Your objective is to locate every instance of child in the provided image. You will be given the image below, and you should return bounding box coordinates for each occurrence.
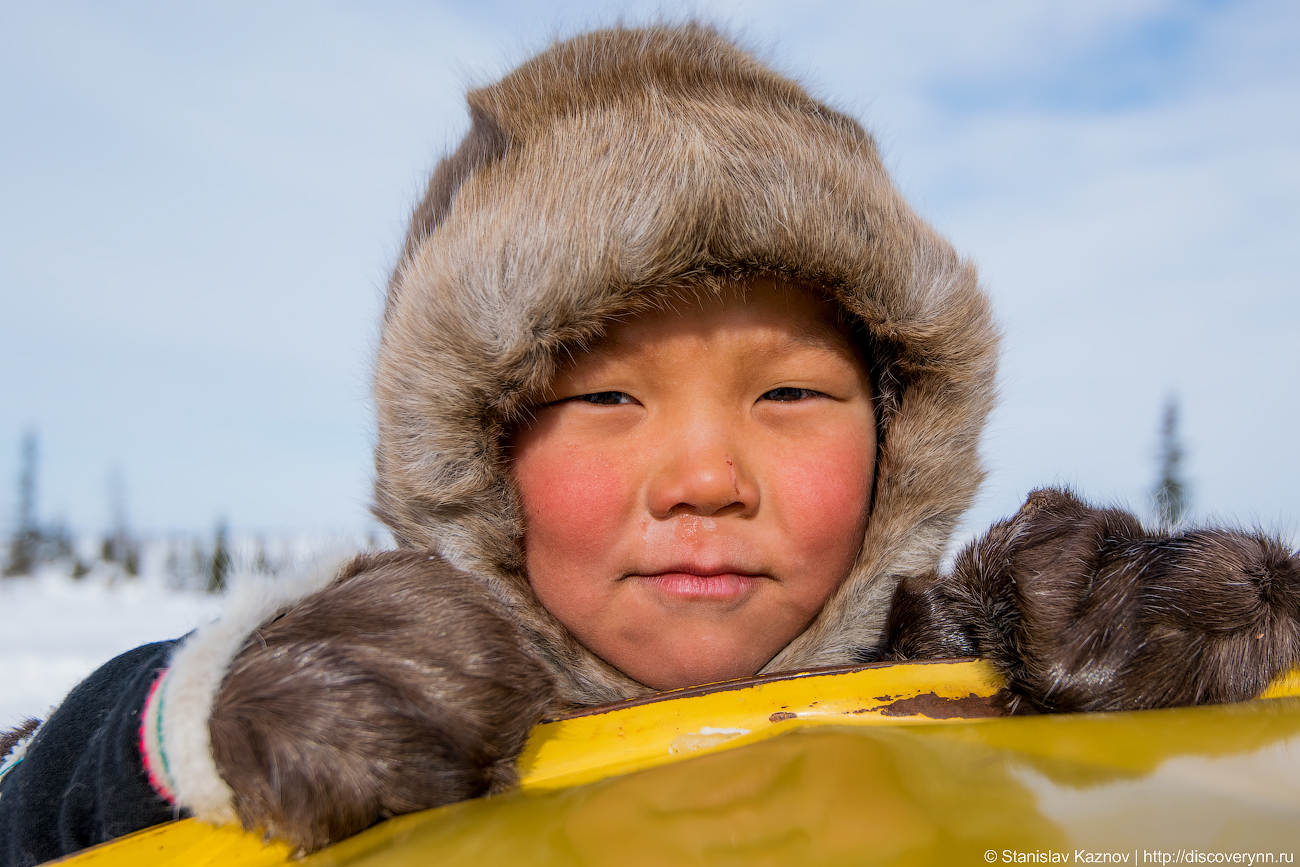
[3,23,1297,862]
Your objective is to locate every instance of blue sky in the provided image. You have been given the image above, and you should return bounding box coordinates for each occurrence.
[2,0,1298,542]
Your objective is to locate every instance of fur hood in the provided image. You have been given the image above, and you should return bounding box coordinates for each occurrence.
[372,24,999,706]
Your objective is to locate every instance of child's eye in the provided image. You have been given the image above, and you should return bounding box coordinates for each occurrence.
[573,391,634,405]
[761,387,821,402]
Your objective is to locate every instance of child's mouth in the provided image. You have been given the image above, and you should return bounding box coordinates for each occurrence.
[639,572,762,601]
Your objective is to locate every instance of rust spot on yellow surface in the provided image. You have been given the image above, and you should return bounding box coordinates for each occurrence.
[877,692,1006,719]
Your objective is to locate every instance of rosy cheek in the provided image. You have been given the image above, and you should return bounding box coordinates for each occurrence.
[770,431,873,582]
[515,439,637,606]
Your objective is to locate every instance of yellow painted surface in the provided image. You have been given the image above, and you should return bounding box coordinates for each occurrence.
[305,699,1300,866]
[52,661,1300,867]
[46,820,293,867]
[1261,666,1300,699]
[516,658,1005,790]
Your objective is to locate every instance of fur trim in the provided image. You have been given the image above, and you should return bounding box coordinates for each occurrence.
[207,551,556,852]
[373,24,999,704]
[885,488,1300,712]
[155,554,350,824]
[0,718,44,791]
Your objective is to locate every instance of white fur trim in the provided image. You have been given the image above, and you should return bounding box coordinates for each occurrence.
[160,553,352,825]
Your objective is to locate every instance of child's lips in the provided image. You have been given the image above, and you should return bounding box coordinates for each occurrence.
[638,572,762,601]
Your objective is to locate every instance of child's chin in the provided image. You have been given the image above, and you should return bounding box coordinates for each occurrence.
[637,657,765,691]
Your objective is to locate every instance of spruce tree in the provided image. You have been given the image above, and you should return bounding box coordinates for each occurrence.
[1153,398,1190,531]
[5,431,40,577]
[103,468,140,577]
[207,520,230,594]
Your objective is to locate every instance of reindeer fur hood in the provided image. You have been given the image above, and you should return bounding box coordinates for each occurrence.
[372,24,999,707]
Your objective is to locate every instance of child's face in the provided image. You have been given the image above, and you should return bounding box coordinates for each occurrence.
[512,279,876,690]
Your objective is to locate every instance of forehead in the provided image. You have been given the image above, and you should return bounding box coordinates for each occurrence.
[579,278,862,365]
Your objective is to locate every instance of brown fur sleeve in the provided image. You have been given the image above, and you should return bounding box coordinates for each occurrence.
[884,488,1300,713]
[0,719,41,761]
[208,550,555,852]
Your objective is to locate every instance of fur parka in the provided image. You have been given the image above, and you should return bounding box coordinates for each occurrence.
[372,22,999,708]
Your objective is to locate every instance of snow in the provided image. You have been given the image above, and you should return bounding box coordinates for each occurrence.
[0,534,369,729]
[0,570,222,727]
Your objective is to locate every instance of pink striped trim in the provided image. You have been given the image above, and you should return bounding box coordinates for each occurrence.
[139,667,177,804]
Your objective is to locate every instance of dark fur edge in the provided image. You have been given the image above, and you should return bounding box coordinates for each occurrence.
[0,718,42,763]
[208,550,557,852]
[883,488,1300,714]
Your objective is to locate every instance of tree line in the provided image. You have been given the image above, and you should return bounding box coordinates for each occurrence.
[4,430,237,592]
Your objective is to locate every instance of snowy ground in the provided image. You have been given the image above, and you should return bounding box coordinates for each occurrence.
[0,535,369,728]
[0,571,222,726]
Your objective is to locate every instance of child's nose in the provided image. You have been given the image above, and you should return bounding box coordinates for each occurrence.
[646,437,758,519]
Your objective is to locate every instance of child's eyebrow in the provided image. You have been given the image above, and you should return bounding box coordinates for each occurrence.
[787,322,857,353]
[780,315,866,363]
